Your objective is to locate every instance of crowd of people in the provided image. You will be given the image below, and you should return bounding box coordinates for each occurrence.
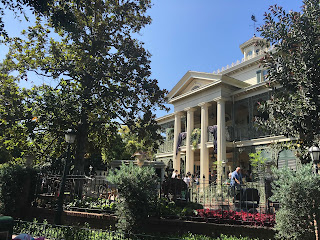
[169,166,251,188]
[171,169,200,187]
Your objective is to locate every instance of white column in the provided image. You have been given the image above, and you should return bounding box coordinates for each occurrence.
[199,102,210,185]
[185,107,196,174]
[217,98,226,183]
[173,112,182,174]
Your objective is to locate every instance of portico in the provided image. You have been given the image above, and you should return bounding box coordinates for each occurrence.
[167,71,249,184]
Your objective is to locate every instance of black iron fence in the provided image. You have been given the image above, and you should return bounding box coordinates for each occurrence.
[160,178,277,214]
[33,172,278,217]
[34,172,118,213]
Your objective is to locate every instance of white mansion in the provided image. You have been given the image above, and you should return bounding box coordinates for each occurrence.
[155,36,298,183]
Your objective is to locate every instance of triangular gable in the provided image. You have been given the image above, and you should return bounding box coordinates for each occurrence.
[166,71,221,100]
[166,71,250,102]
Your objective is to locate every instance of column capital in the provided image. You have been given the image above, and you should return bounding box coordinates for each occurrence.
[184,107,197,112]
[174,111,184,117]
[198,102,211,108]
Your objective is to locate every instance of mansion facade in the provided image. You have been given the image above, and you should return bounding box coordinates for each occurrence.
[155,36,299,183]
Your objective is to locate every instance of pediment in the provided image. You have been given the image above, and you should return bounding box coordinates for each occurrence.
[166,71,221,100]
[166,71,251,102]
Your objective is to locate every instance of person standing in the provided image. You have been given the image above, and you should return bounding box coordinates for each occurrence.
[230,167,242,199]
[230,167,242,187]
[172,169,178,178]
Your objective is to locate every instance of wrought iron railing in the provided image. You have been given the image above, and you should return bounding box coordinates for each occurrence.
[189,180,267,214]
[234,125,272,141]
[207,127,233,142]
[157,140,174,153]
[34,173,118,213]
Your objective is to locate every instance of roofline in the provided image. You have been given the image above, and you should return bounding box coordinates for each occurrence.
[166,71,223,100]
[156,112,175,124]
[168,75,250,104]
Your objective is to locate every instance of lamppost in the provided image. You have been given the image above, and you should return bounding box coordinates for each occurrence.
[54,129,76,225]
[89,165,93,176]
[309,146,320,174]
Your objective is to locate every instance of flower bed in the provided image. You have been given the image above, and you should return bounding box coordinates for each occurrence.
[196,209,275,227]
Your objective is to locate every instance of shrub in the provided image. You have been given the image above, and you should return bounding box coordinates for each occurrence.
[107,162,158,233]
[182,233,257,240]
[270,163,320,239]
[0,164,38,216]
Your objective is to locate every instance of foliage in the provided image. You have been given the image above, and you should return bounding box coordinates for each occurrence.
[270,163,320,239]
[0,164,38,215]
[258,0,320,162]
[107,162,158,233]
[191,128,201,149]
[157,198,203,218]
[14,219,123,240]
[2,0,168,169]
[196,209,275,228]
[118,125,159,161]
[65,197,116,213]
[14,219,258,240]
[248,151,266,181]
[166,128,174,140]
[0,74,35,164]
[182,233,257,240]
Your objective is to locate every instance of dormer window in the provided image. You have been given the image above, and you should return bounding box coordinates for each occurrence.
[247,51,253,57]
[257,70,268,83]
[256,49,260,54]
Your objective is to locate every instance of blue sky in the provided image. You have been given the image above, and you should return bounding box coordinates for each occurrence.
[1,0,303,118]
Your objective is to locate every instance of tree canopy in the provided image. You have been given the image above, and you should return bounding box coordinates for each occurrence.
[258,0,320,162]
[1,0,168,170]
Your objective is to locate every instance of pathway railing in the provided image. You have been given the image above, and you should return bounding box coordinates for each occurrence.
[189,180,267,214]
[34,173,118,213]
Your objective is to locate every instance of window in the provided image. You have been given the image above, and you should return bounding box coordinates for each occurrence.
[191,85,200,91]
[256,70,261,83]
[256,70,268,83]
[256,49,260,54]
[247,51,253,58]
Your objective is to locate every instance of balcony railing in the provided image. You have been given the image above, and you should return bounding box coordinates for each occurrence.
[157,125,271,153]
[208,126,233,142]
[234,125,272,141]
[157,140,174,153]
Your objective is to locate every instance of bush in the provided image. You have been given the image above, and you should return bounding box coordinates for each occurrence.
[0,164,38,216]
[182,233,257,240]
[271,163,320,239]
[107,162,158,233]
[157,198,203,218]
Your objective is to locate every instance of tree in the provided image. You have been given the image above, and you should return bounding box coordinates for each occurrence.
[0,70,34,163]
[249,151,266,181]
[107,162,158,233]
[0,0,84,38]
[271,164,320,240]
[3,0,168,170]
[257,0,320,162]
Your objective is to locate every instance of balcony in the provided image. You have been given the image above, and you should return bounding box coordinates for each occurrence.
[208,126,233,142]
[234,125,272,141]
[157,140,174,154]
